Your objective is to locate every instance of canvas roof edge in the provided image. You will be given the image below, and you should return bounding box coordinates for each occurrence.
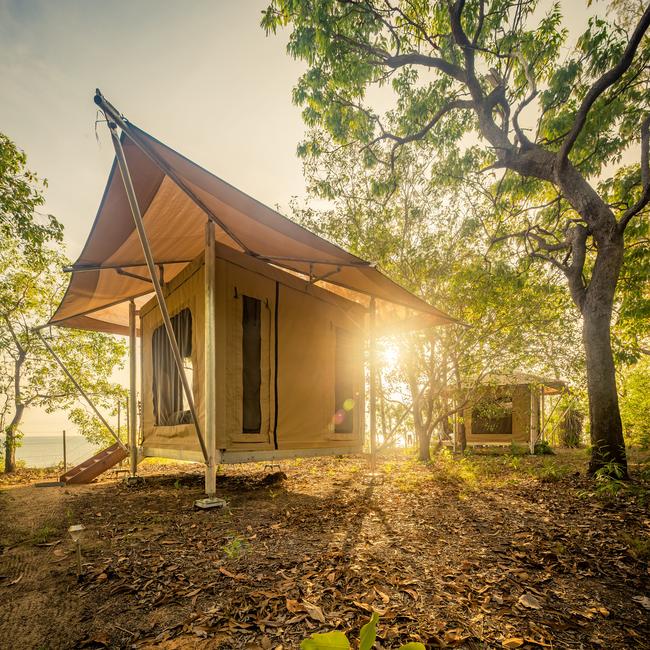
[46,90,458,334]
[94,90,455,321]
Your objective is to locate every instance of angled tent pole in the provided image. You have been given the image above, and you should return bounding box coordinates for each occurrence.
[36,329,126,451]
[104,117,209,463]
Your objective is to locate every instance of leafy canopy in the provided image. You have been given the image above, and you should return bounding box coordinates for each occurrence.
[0,133,62,255]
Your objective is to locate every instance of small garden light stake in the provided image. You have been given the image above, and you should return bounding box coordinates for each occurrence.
[68,524,85,576]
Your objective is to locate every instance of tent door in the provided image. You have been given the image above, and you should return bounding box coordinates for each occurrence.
[225,268,275,446]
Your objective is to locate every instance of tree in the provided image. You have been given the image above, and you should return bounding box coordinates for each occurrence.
[0,133,62,255]
[291,145,581,460]
[0,134,126,472]
[263,0,650,475]
[0,237,127,472]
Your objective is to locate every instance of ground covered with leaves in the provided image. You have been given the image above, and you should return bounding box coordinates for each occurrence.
[1,449,649,649]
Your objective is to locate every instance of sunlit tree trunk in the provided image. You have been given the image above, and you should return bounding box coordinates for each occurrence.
[580,239,628,476]
[4,354,26,473]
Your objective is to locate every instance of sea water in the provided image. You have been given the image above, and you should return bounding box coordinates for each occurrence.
[15,435,102,468]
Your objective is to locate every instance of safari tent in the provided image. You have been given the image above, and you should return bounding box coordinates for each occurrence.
[43,91,455,495]
[455,374,565,452]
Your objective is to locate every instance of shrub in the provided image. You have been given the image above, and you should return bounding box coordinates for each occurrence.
[534,440,554,455]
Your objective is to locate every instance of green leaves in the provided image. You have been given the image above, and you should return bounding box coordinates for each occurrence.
[300,630,350,650]
[299,612,424,650]
[359,611,379,650]
[0,133,63,257]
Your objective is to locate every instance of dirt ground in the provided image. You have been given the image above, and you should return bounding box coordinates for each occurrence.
[1,449,649,650]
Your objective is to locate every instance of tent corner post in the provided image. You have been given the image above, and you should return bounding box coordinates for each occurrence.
[369,297,377,472]
[204,221,218,497]
[128,299,138,477]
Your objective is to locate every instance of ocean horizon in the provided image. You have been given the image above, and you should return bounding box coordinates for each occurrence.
[15,434,103,469]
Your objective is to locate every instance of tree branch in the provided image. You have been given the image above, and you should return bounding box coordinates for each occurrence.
[558,4,650,168]
[619,114,650,230]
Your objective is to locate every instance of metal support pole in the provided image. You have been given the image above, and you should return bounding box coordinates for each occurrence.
[106,121,208,462]
[204,221,218,496]
[529,388,536,455]
[37,330,126,450]
[369,297,377,472]
[129,299,138,476]
[62,429,67,473]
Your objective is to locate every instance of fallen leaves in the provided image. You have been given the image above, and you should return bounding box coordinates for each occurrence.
[2,454,649,649]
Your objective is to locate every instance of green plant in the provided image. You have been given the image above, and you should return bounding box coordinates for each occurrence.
[505,455,523,471]
[534,440,554,455]
[222,533,249,560]
[508,443,528,457]
[592,460,627,497]
[31,523,58,545]
[300,612,424,650]
[535,460,567,483]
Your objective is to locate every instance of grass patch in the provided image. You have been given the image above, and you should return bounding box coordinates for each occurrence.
[622,533,650,561]
[533,459,571,483]
[30,522,60,545]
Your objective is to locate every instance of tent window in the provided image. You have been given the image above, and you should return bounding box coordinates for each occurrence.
[471,397,512,435]
[334,328,355,434]
[152,308,193,426]
[242,295,262,433]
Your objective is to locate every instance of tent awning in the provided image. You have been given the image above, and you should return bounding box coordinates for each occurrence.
[50,109,457,335]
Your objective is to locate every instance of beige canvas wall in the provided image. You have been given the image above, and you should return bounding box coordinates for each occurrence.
[276,284,364,451]
[463,384,531,444]
[140,248,365,460]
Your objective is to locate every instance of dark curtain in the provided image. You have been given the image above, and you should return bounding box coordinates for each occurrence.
[242,296,262,433]
[152,308,192,426]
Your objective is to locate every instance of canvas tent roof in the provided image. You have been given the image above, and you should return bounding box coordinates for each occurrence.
[49,103,456,336]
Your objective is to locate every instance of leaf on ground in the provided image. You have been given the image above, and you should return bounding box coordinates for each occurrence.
[502,638,524,648]
[632,595,650,610]
[286,598,302,613]
[219,567,248,581]
[518,592,542,609]
[300,630,350,650]
[359,612,380,650]
[302,600,326,624]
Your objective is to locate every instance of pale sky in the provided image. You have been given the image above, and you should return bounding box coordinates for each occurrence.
[0,0,608,439]
[1,0,309,437]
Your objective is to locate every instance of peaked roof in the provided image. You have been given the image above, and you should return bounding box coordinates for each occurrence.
[49,95,457,335]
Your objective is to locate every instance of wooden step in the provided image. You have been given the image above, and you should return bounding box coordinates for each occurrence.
[60,442,129,484]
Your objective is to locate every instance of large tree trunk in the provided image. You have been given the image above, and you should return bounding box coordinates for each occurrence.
[583,306,627,477]
[458,420,467,453]
[4,404,24,473]
[580,236,628,477]
[417,425,431,462]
